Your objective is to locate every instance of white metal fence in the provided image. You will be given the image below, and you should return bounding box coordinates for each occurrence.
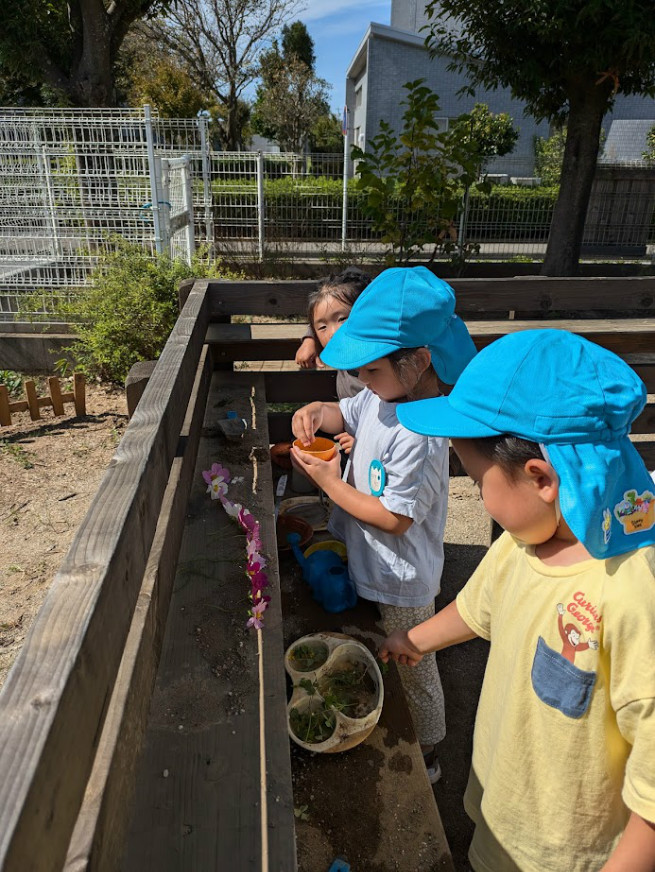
[1,107,655,321]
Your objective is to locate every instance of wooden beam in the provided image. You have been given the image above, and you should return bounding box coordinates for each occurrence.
[469,320,655,355]
[121,373,296,870]
[64,349,212,872]
[202,277,655,318]
[264,370,337,403]
[0,286,210,872]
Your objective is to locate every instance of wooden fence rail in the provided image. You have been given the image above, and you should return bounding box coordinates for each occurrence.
[0,374,85,426]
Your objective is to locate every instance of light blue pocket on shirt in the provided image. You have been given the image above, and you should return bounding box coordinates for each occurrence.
[531,636,596,719]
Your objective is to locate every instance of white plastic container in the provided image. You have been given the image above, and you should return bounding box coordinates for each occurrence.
[285,632,384,753]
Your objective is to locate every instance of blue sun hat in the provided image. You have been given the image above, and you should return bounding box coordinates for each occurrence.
[397,329,655,559]
[319,266,477,385]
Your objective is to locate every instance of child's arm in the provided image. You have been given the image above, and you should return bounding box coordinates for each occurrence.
[295,334,322,369]
[379,601,479,666]
[601,812,655,871]
[292,401,345,445]
[289,448,413,535]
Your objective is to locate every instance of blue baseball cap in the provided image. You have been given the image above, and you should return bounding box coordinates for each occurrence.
[397,329,655,559]
[319,266,477,385]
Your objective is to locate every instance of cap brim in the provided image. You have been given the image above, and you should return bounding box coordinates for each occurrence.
[547,438,655,559]
[397,396,503,438]
[319,326,397,370]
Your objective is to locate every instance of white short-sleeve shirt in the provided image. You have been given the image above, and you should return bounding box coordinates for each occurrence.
[328,388,449,607]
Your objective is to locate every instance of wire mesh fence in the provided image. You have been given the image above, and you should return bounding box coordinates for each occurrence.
[1,106,655,321]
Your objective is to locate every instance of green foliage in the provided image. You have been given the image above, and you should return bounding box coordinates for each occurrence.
[351,79,484,266]
[534,127,567,185]
[26,240,231,385]
[117,30,213,118]
[534,126,605,184]
[310,114,344,154]
[449,103,519,166]
[425,0,655,274]
[280,21,315,70]
[0,371,23,399]
[0,0,172,106]
[643,125,655,162]
[425,0,655,125]
[252,21,334,153]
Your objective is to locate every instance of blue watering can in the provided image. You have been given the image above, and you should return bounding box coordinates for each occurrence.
[287,533,357,613]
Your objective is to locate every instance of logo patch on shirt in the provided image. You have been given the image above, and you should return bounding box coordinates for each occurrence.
[369,459,386,496]
[613,489,654,535]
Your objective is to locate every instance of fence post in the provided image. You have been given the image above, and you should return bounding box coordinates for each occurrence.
[257,150,265,262]
[38,146,62,259]
[341,109,349,253]
[197,114,214,255]
[458,184,471,260]
[158,156,171,256]
[144,104,164,256]
[182,156,195,265]
[31,120,61,259]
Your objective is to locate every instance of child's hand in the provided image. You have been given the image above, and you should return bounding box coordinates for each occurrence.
[292,403,324,446]
[379,630,424,667]
[335,431,355,454]
[290,444,341,489]
[295,336,320,369]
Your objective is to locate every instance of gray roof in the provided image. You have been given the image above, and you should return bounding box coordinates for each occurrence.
[600,119,655,164]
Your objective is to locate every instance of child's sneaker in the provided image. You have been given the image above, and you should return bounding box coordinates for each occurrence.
[422,747,442,784]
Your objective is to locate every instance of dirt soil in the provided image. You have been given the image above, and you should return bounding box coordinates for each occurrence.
[0,384,490,871]
[0,383,129,688]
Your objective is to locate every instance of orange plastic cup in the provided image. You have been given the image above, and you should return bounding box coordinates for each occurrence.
[292,436,337,460]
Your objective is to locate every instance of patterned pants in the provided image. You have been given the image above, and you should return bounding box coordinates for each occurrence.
[378,601,446,746]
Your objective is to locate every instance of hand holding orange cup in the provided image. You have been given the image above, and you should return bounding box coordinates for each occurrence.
[292,436,338,461]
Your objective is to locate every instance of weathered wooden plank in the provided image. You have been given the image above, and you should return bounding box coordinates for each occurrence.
[633,406,655,435]
[264,370,337,403]
[64,348,212,872]
[0,285,210,872]
[452,276,655,314]
[122,372,295,871]
[201,277,655,318]
[469,320,655,354]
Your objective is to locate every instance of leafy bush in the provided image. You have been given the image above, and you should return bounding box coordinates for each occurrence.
[534,127,567,185]
[40,240,232,385]
[0,370,23,398]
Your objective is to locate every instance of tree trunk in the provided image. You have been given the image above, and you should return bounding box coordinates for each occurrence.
[70,1,115,106]
[226,85,240,150]
[541,79,613,276]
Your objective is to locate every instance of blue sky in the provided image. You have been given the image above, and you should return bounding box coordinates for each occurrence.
[296,0,391,113]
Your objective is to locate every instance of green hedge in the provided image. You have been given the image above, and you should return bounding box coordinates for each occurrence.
[208,179,560,243]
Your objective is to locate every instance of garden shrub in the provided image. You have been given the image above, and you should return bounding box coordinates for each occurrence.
[50,239,232,385]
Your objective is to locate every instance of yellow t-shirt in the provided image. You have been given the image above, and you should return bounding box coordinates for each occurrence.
[457,532,655,872]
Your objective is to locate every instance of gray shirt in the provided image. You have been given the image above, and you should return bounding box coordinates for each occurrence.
[328,388,449,607]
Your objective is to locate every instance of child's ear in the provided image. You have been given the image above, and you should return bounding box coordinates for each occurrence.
[415,347,432,375]
[523,459,559,504]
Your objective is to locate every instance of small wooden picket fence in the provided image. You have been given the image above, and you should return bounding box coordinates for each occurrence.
[0,373,86,426]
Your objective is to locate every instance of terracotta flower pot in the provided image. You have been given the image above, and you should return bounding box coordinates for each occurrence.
[276,513,313,551]
[270,441,293,470]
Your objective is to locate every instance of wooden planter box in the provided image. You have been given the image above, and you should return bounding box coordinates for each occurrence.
[0,275,653,871]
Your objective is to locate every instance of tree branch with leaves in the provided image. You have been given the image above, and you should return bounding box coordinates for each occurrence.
[424,0,655,275]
